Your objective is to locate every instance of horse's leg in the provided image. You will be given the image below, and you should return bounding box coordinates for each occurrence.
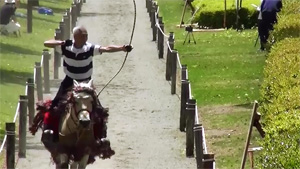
[55,153,69,169]
[77,155,89,169]
[70,161,78,169]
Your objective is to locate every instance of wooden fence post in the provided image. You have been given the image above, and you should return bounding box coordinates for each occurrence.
[157,17,162,50]
[203,154,215,169]
[27,0,33,33]
[6,122,15,169]
[165,32,174,80]
[71,4,77,29]
[186,99,196,157]
[151,2,157,41]
[63,11,70,39]
[54,28,62,79]
[148,0,153,18]
[59,21,66,40]
[171,50,178,94]
[27,78,35,126]
[76,1,81,17]
[181,65,188,81]
[180,79,189,131]
[240,101,259,169]
[35,62,43,101]
[146,0,150,13]
[158,17,164,59]
[19,95,28,158]
[43,49,50,93]
[180,65,189,130]
[194,124,204,169]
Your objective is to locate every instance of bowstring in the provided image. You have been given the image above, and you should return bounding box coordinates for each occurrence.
[97,0,137,97]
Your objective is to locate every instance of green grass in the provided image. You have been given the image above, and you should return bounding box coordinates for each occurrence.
[157,0,266,168]
[0,0,71,151]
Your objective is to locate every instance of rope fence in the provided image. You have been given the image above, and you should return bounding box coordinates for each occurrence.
[146,0,215,168]
[0,0,84,168]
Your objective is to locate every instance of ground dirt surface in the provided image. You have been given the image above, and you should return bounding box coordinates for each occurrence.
[15,0,197,168]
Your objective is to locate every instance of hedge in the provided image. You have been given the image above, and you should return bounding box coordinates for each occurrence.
[270,0,300,43]
[257,37,300,168]
[192,0,260,28]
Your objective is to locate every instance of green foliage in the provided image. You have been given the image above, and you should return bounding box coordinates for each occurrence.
[272,13,300,42]
[280,0,300,15]
[0,0,71,141]
[270,0,300,42]
[192,0,260,28]
[258,38,300,168]
[158,0,265,168]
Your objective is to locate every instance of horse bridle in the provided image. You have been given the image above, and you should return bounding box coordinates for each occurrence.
[69,92,95,125]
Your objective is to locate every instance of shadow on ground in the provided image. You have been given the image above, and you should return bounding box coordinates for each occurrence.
[0,69,33,85]
[0,43,41,56]
[235,103,253,109]
[18,2,70,15]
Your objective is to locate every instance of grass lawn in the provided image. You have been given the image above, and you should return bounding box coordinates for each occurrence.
[157,0,266,168]
[0,0,71,160]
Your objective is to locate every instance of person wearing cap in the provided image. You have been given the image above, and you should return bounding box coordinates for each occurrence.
[0,0,20,35]
[258,0,282,50]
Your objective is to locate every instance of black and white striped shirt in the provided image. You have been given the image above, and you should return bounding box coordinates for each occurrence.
[59,40,101,80]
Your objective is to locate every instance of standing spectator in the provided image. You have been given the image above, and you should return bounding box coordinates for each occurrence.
[258,0,282,50]
[187,0,195,15]
[0,0,20,35]
[183,0,195,15]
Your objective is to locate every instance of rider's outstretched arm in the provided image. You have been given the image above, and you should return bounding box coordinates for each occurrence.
[99,45,133,53]
[44,39,65,48]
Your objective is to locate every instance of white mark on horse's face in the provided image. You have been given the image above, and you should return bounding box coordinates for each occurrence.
[73,79,94,90]
[79,111,90,121]
[73,92,93,122]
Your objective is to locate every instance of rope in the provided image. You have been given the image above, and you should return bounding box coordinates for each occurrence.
[40,55,44,67]
[176,53,182,69]
[154,9,168,38]
[97,0,136,97]
[13,103,20,123]
[202,127,208,154]
[0,135,7,154]
[33,68,36,84]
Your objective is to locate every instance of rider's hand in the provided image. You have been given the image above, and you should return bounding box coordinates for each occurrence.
[123,45,133,52]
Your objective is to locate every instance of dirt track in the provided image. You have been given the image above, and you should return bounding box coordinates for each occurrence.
[16,0,197,168]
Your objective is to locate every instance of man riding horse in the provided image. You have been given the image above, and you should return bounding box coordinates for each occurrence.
[29,26,133,163]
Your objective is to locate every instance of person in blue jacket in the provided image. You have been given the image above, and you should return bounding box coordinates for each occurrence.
[258,0,282,50]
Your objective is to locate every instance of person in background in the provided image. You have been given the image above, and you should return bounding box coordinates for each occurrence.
[0,0,20,35]
[258,0,282,51]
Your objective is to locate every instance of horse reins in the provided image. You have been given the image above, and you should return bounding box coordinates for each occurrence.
[97,0,137,97]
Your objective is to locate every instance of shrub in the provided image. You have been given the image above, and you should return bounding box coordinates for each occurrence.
[280,0,300,15]
[192,0,260,28]
[271,13,300,42]
[258,38,300,168]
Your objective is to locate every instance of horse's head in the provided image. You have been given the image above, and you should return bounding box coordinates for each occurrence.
[71,79,96,128]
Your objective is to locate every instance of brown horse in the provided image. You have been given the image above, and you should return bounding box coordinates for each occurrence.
[30,79,115,169]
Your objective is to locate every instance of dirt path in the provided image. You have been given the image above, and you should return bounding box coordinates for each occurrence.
[16,0,197,168]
